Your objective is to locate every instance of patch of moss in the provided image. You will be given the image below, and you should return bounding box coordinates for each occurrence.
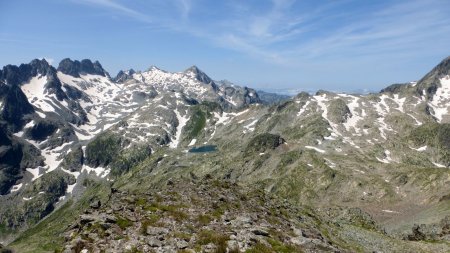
[177,250,193,253]
[139,213,162,235]
[211,206,225,219]
[116,216,132,230]
[136,198,147,206]
[147,214,161,224]
[245,242,273,253]
[169,209,189,222]
[196,230,229,253]
[126,246,143,253]
[146,202,188,222]
[167,191,181,201]
[197,214,213,226]
[88,222,106,238]
[267,238,301,253]
[173,231,192,241]
[140,219,151,235]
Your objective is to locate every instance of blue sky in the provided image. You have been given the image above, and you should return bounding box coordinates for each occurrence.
[0,0,449,94]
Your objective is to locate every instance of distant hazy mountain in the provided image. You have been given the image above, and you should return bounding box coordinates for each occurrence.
[256,90,291,105]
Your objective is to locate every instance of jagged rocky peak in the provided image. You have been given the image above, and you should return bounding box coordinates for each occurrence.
[147,65,163,72]
[184,65,214,84]
[379,83,411,94]
[420,56,450,81]
[27,58,53,75]
[414,56,450,99]
[57,58,108,77]
[378,56,450,96]
[0,58,54,86]
[243,86,260,102]
[114,69,135,82]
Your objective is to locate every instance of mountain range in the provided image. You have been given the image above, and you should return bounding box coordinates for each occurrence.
[0,56,449,252]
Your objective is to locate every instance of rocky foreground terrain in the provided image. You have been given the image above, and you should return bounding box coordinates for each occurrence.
[13,177,450,253]
[1,56,450,252]
[62,178,341,253]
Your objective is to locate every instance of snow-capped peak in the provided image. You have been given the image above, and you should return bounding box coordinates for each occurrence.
[183,65,213,84]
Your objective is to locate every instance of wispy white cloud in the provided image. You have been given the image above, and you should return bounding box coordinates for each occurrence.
[291,0,450,60]
[178,0,192,20]
[71,0,450,66]
[222,0,303,43]
[72,0,152,23]
[222,0,450,65]
[216,34,286,64]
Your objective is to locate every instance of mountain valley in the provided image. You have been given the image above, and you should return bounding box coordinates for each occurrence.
[0,56,450,252]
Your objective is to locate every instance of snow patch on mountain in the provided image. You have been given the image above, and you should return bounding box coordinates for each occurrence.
[13,120,35,137]
[214,109,249,126]
[373,95,395,139]
[297,101,310,116]
[343,96,363,133]
[10,183,23,193]
[134,67,209,97]
[305,146,326,153]
[59,71,144,141]
[314,94,341,137]
[169,108,189,148]
[61,168,80,194]
[26,167,42,181]
[432,162,447,168]
[82,165,110,178]
[325,158,336,168]
[243,119,258,133]
[21,75,57,112]
[428,76,450,122]
[376,150,394,164]
[188,139,197,146]
[408,113,422,125]
[392,94,406,113]
[411,145,427,152]
[42,148,63,172]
